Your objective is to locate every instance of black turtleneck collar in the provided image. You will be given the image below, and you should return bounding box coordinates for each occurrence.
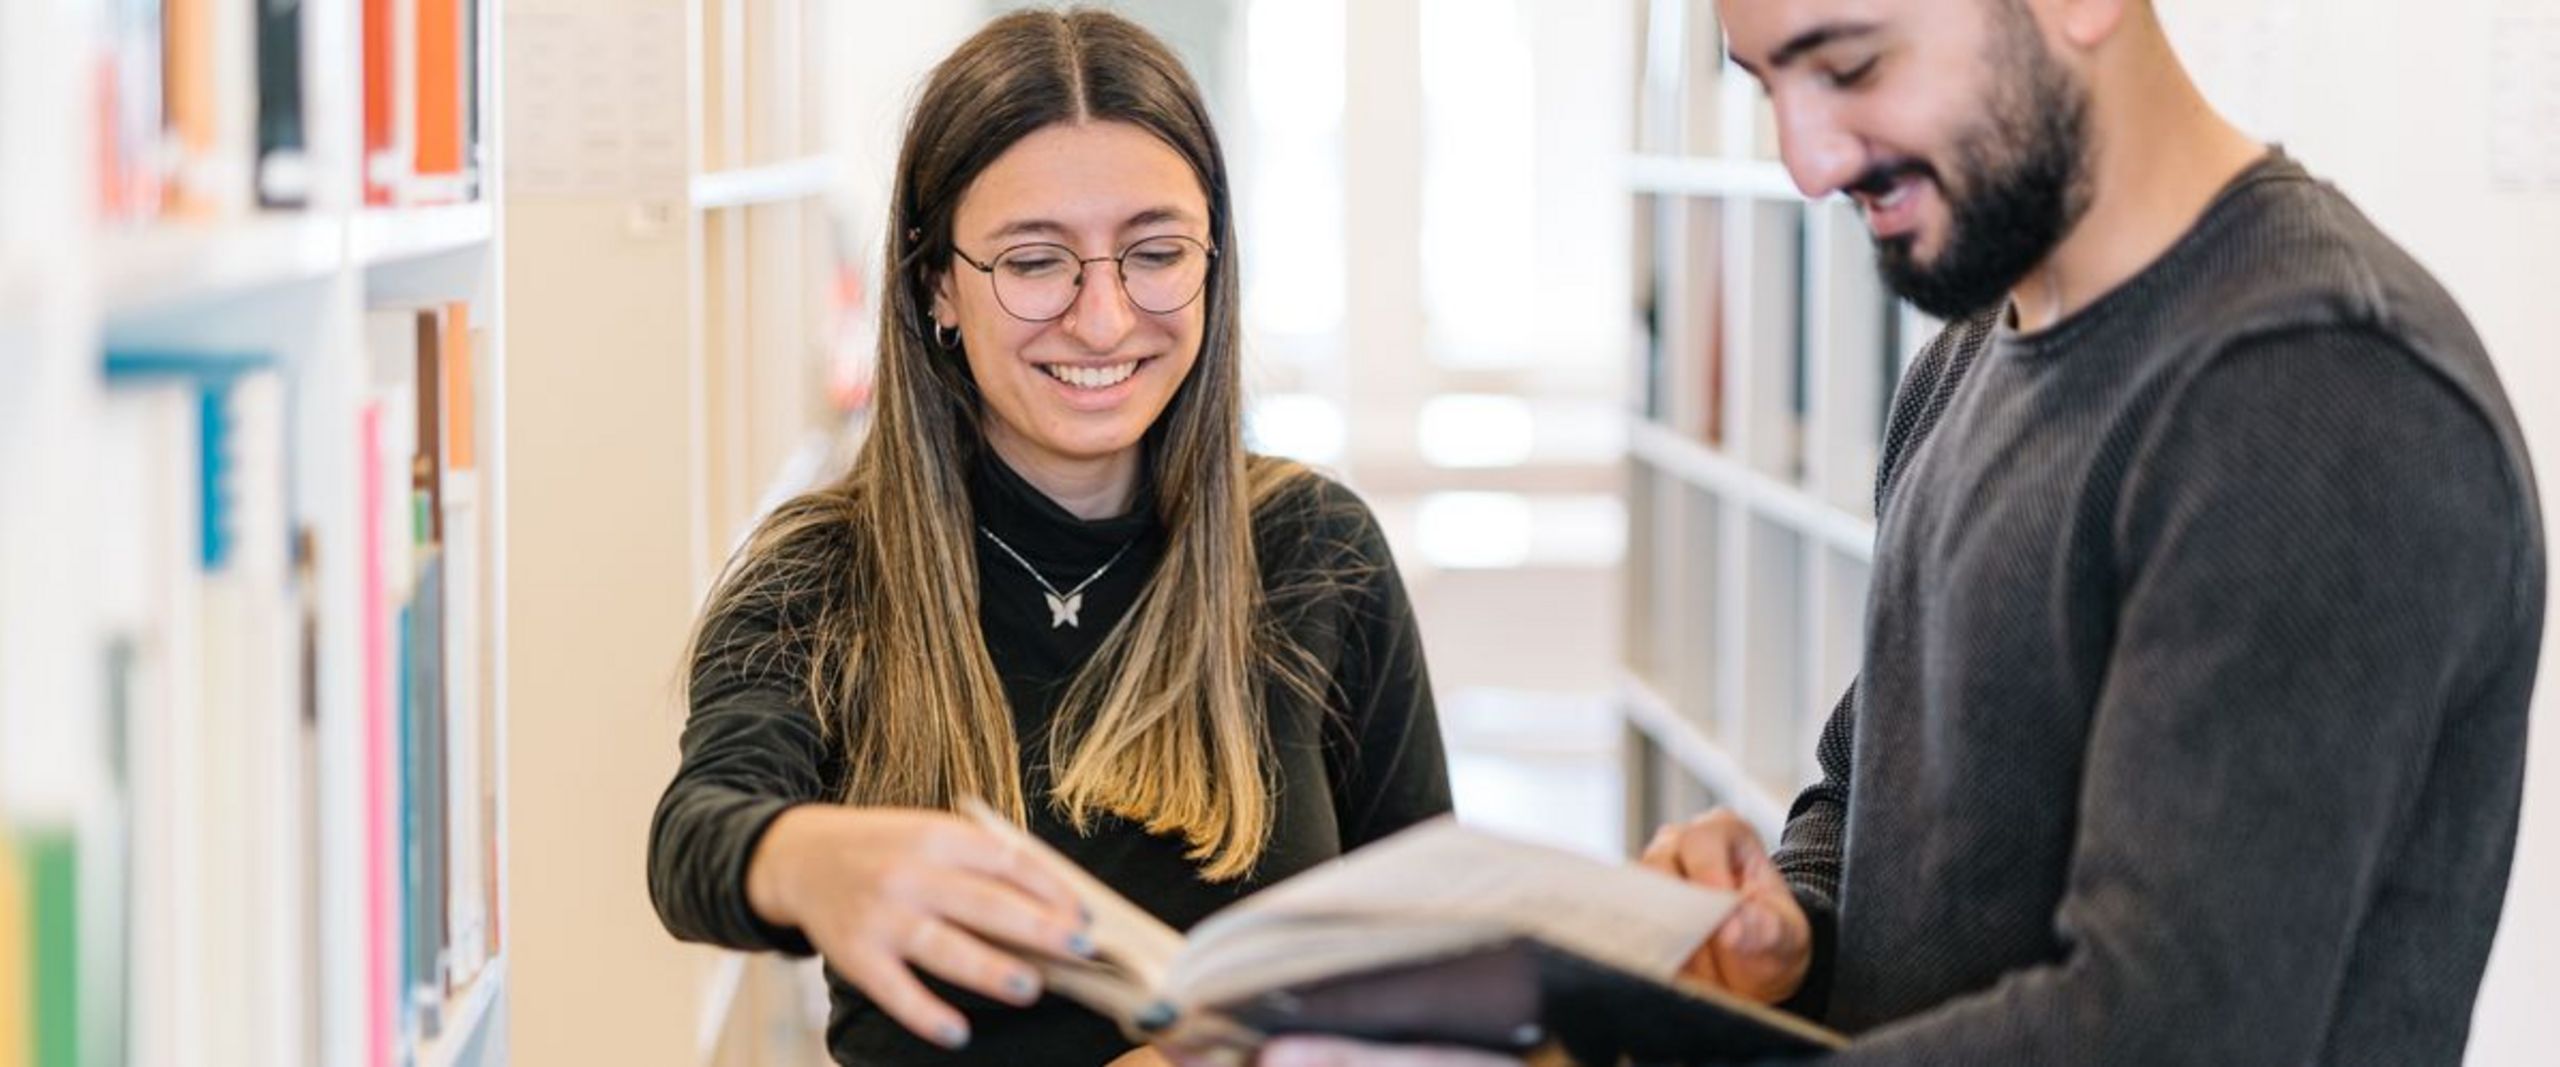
[965,443,1165,572]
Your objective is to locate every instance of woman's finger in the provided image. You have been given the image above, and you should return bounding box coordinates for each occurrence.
[925,867,1093,961]
[900,916,1045,1008]
[922,820,1088,921]
[838,942,973,1050]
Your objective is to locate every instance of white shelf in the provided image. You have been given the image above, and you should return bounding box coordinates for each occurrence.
[353,203,496,267]
[690,155,842,210]
[1620,673,1789,837]
[417,956,510,1067]
[1627,419,1876,562]
[99,214,346,313]
[1629,154,1803,201]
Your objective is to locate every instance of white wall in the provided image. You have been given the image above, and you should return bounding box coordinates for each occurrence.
[2156,2,2559,1062]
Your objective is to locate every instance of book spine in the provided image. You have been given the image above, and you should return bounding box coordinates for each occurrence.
[0,826,26,1067]
[361,0,396,205]
[254,0,309,208]
[358,401,393,1067]
[26,830,78,1067]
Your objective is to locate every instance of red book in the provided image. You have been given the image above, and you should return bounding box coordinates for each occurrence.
[363,0,398,205]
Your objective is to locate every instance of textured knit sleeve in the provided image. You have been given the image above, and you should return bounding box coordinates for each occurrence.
[1771,313,1990,1018]
[1768,327,2535,1065]
[646,518,852,958]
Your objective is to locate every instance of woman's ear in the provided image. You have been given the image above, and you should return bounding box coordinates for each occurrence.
[929,273,957,330]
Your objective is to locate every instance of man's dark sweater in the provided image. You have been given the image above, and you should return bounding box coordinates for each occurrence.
[1769,153,2547,1064]
[648,453,1451,1066]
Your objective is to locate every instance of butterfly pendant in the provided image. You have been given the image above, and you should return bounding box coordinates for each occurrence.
[1046,591,1085,628]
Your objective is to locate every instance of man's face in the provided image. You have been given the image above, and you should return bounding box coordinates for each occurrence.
[1720,0,2096,319]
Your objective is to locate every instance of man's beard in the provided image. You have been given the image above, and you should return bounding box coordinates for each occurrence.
[1856,18,2096,320]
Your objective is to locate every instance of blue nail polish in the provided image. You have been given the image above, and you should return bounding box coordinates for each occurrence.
[1133,1000,1179,1033]
[1007,973,1037,1000]
[1068,932,1097,958]
[938,1023,970,1049]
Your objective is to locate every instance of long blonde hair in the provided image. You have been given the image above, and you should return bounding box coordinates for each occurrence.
[691,9,1323,881]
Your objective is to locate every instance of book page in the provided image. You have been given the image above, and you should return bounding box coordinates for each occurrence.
[1182,819,1734,993]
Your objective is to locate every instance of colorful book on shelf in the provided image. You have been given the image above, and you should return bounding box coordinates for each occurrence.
[1,825,25,1067]
[413,310,446,543]
[363,0,399,205]
[414,0,465,199]
[256,0,310,207]
[294,527,326,1067]
[359,398,397,1067]
[96,0,168,221]
[162,0,216,216]
[401,548,453,1037]
[103,354,299,1067]
[96,383,194,1067]
[161,0,255,217]
[24,830,78,1067]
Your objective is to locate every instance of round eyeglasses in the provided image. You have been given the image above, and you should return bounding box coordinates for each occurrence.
[951,234,1217,322]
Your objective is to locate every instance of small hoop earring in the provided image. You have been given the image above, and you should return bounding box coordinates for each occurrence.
[933,321,960,350]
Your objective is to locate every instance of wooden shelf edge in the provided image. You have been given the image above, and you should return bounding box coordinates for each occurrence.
[1619,673,1789,837]
[1627,421,1876,562]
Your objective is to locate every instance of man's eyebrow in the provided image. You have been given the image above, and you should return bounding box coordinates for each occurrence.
[1730,22,1882,80]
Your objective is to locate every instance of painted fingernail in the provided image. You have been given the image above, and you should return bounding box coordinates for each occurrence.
[937,1022,970,1049]
[1068,932,1097,958]
[1006,972,1038,1001]
[1133,999,1179,1033]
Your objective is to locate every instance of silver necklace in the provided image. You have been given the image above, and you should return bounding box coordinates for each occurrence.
[977,526,1134,629]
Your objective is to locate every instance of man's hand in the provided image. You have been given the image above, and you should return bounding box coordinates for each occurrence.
[1640,808,1812,1005]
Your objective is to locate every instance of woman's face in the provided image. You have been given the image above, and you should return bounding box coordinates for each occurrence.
[933,120,1213,480]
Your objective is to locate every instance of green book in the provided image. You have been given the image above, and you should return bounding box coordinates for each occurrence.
[24,829,74,1067]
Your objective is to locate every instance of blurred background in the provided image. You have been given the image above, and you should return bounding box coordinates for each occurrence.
[0,1,2551,1065]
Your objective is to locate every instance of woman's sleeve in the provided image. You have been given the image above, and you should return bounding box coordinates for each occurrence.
[1312,484,1455,848]
[646,565,840,957]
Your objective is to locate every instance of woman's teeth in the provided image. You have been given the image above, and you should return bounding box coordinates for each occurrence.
[1043,361,1139,389]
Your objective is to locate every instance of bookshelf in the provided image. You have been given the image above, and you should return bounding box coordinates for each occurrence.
[0,2,510,1066]
[1619,0,1935,847]
[501,1,878,1064]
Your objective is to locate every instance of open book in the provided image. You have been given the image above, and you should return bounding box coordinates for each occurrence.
[963,803,1846,1061]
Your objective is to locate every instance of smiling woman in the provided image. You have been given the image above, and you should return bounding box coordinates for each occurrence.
[645,9,1454,1067]
[934,120,1217,508]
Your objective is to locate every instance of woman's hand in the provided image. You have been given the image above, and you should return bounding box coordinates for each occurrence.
[1104,1046,1180,1067]
[1639,808,1812,1005]
[745,805,1093,1049]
